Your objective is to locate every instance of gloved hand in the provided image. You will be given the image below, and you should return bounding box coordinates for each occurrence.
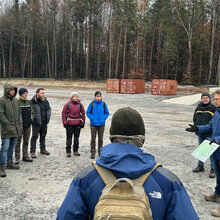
[63,124,68,128]
[80,124,85,129]
[185,124,198,132]
[209,140,216,145]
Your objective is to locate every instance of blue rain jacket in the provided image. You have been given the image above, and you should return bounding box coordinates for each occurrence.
[57,143,198,220]
[86,99,109,126]
[198,108,220,160]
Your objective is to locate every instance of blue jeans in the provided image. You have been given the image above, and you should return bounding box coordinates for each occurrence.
[0,137,18,165]
[198,136,214,169]
[213,158,220,196]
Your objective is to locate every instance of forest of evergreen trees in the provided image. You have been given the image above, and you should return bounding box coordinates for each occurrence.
[0,0,219,84]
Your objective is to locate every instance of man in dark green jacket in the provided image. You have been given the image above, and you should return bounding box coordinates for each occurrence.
[0,83,22,177]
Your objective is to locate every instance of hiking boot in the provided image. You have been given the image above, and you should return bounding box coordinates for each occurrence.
[74,151,80,156]
[66,152,71,157]
[22,157,33,162]
[40,150,50,155]
[204,193,220,203]
[30,153,36,158]
[15,159,20,165]
[6,161,20,169]
[0,165,6,177]
[211,207,220,217]
[91,154,95,159]
[209,169,215,178]
[193,165,204,173]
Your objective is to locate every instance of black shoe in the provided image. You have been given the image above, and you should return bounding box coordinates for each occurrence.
[6,161,20,169]
[0,165,6,177]
[66,152,71,157]
[74,151,80,156]
[91,154,95,159]
[209,169,215,178]
[193,166,204,173]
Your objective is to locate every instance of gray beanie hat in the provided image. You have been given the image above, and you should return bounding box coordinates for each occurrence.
[110,107,145,136]
[70,91,78,98]
[201,92,210,99]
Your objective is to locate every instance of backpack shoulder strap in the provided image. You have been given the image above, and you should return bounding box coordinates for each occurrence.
[90,101,94,113]
[134,163,162,187]
[66,101,70,114]
[103,101,106,114]
[92,161,117,185]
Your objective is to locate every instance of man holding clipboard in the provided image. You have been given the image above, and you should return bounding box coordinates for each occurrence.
[186,89,220,217]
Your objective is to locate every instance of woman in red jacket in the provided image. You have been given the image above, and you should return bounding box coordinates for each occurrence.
[62,92,85,157]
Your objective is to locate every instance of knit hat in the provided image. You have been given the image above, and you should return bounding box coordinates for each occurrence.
[19,87,28,96]
[95,91,101,97]
[110,107,145,136]
[201,92,211,99]
[70,91,78,98]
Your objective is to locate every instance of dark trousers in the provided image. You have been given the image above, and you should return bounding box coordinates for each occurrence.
[90,125,105,156]
[30,123,47,153]
[213,158,220,196]
[66,125,81,153]
[15,127,31,160]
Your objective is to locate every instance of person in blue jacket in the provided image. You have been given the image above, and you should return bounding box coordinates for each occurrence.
[86,91,109,159]
[57,107,198,220]
[186,89,220,217]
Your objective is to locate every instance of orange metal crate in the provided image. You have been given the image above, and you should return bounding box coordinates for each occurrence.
[106,79,120,93]
[120,79,145,94]
[151,79,177,95]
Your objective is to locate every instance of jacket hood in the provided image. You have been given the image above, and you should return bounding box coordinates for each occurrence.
[4,83,17,99]
[96,143,156,179]
[216,108,220,113]
[93,98,102,104]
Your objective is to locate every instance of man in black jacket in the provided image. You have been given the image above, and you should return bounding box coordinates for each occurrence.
[30,88,51,158]
[192,92,216,178]
[15,88,34,164]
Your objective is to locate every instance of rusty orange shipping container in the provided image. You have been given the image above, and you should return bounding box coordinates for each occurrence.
[106,79,120,93]
[151,79,177,95]
[120,79,145,94]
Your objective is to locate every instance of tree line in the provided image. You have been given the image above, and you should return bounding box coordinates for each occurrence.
[0,0,219,84]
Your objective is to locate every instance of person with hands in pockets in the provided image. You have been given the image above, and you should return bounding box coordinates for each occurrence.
[86,91,109,159]
[62,92,85,157]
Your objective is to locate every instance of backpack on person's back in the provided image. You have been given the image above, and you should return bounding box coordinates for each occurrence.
[92,161,161,220]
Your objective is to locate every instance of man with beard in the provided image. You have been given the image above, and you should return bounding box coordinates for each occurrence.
[30,88,51,158]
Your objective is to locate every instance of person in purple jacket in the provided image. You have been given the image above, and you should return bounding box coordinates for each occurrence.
[62,92,85,157]
[57,107,198,220]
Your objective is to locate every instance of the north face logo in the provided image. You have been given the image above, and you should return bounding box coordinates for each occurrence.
[149,191,162,199]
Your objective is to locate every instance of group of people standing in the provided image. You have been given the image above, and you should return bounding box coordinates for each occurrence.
[0,83,109,178]
[0,84,51,177]
[62,90,109,159]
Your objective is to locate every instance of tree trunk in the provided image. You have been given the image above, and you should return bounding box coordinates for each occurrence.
[208,1,217,83]
[62,34,65,78]
[148,26,156,80]
[22,34,30,78]
[70,26,73,79]
[0,31,6,78]
[115,22,122,79]
[8,32,14,78]
[85,19,90,79]
[46,28,51,78]
[199,43,203,83]
[122,15,128,79]
[30,28,33,78]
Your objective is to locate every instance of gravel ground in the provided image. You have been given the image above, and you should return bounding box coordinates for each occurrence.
[0,85,218,220]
